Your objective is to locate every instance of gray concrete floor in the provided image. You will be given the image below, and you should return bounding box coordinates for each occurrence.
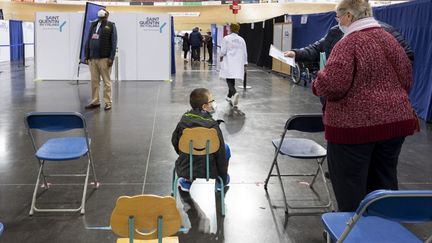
[0,50,431,243]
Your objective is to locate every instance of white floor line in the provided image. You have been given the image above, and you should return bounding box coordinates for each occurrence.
[141,84,161,194]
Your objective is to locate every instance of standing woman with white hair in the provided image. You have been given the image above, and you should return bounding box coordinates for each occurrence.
[312,0,417,211]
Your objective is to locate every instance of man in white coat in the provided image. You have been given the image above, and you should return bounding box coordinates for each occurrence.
[219,23,248,107]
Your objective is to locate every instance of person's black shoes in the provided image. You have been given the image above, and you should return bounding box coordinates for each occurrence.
[85,103,100,109]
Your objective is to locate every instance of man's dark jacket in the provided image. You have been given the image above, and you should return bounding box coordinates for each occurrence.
[171,109,228,183]
[189,29,203,48]
[85,21,117,60]
[293,22,414,63]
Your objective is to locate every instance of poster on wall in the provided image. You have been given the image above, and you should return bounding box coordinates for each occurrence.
[136,14,171,80]
[35,12,71,79]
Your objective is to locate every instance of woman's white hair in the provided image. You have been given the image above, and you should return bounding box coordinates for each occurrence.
[336,0,373,20]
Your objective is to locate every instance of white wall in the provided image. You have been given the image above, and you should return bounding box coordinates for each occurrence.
[0,20,10,62]
[35,12,172,81]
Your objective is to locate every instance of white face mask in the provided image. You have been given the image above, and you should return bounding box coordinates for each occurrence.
[97,10,107,18]
[338,22,348,34]
[209,101,217,114]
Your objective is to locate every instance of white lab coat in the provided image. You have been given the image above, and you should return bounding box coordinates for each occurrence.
[219,33,248,80]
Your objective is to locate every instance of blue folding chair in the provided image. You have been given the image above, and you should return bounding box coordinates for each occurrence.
[25,112,98,215]
[264,114,332,215]
[322,190,432,243]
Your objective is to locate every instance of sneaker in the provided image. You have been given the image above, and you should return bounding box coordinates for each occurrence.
[215,174,230,192]
[85,103,100,109]
[178,177,192,192]
[232,93,239,106]
[225,96,233,106]
[104,104,112,111]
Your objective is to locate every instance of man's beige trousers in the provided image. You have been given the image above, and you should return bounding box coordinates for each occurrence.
[89,58,112,105]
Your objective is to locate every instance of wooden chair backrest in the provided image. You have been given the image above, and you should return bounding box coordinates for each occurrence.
[110,195,181,240]
[178,127,220,156]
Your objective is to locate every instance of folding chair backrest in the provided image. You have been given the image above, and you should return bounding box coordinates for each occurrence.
[25,112,85,132]
[358,190,432,223]
[110,195,181,240]
[178,127,220,156]
[285,114,324,133]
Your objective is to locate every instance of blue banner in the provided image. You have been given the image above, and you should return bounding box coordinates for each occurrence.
[211,24,217,48]
[374,0,432,122]
[79,2,105,64]
[9,20,23,62]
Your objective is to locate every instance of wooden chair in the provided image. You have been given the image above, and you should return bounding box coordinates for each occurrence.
[171,127,226,215]
[111,195,182,243]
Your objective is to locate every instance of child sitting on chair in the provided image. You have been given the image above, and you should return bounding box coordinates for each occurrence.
[172,88,231,192]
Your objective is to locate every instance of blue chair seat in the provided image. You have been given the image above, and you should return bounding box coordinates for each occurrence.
[36,137,88,161]
[272,138,326,159]
[322,212,421,243]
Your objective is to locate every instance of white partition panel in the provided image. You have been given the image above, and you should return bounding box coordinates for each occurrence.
[0,20,10,62]
[110,13,137,81]
[35,13,71,80]
[136,14,171,81]
[22,22,34,58]
[35,12,171,81]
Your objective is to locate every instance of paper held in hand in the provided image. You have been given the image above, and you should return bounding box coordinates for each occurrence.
[269,44,295,67]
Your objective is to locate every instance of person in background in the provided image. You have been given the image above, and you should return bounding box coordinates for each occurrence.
[84,8,117,111]
[206,31,214,66]
[182,32,191,62]
[284,17,414,64]
[312,0,416,212]
[219,23,248,108]
[189,27,203,62]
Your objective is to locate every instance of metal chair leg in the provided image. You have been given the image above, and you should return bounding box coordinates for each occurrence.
[89,154,98,188]
[264,150,280,190]
[80,160,91,215]
[171,168,177,196]
[318,158,332,208]
[274,160,289,214]
[30,163,44,216]
[309,165,321,188]
[39,160,49,188]
[326,231,331,243]
[218,176,225,216]
[309,157,325,187]
[173,176,180,199]
[425,233,432,243]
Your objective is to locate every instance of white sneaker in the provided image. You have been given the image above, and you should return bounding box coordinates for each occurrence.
[225,96,233,106]
[232,93,239,106]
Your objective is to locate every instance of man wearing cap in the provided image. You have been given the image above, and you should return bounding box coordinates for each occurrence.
[84,8,117,111]
[219,23,248,108]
